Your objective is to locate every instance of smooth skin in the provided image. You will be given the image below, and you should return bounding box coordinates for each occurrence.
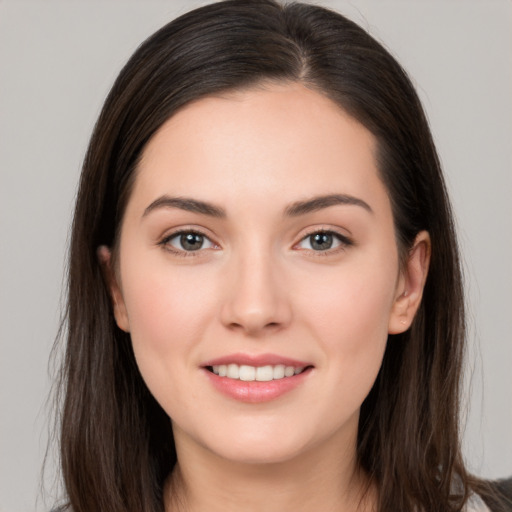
[100,83,430,512]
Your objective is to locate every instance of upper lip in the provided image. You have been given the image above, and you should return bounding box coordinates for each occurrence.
[202,353,312,368]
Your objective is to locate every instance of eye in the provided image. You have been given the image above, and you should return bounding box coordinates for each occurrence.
[162,230,215,253]
[296,230,351,252]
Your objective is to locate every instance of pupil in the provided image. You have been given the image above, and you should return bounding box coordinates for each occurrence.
[181,233,203,251]
[311,233,332,250]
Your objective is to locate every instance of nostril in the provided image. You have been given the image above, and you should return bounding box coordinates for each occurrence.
[226,320,282,334]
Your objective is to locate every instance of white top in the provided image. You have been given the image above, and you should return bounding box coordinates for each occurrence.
[465,493,491,511]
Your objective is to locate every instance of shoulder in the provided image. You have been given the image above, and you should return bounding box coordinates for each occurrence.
[465,494,492,512]
[479,477,512,511]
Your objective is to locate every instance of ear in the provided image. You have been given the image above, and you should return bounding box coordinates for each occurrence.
[97,245,130,332]
[388,231,431,334]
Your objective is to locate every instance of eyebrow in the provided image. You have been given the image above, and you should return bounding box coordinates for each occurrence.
[142,196,226,218]
[284,194,373,216]
[142,193,372,220]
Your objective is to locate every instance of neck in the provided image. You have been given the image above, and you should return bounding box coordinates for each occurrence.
[164,427,376,512]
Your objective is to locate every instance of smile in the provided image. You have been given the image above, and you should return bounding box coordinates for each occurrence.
[209,364,305,381]
[202,354,313,402]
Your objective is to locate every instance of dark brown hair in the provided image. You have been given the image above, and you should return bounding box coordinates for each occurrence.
[54,1,506,511]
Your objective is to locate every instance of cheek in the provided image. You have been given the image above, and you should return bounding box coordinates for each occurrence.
[297,258,396,391]
[119,261,219,394]
[123,258,217,335]
[302,257,396,339]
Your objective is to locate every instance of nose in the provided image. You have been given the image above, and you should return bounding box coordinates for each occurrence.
[219,248,292,336]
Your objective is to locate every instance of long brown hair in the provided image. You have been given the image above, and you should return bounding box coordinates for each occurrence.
[53,1,506,511]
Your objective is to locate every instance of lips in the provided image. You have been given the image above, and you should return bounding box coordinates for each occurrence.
[210,363,305,381]
[201,353,313,403]
[202,353,311,368]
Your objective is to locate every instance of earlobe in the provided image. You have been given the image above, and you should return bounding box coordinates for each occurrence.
[388,231,431,334]
[97,245,130,332]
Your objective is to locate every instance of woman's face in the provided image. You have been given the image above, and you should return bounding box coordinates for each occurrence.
[106,83,428,465]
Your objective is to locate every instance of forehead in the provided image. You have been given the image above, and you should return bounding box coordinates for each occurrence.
[131,83,387,215]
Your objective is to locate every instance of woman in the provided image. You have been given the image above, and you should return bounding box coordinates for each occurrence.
[53,1,511,511]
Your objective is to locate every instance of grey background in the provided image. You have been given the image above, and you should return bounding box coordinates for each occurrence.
[0,1,511,511]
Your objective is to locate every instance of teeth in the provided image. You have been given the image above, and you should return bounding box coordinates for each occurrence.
[210,364,306,381]
[273,364,285,379]
[256,365,273,382]
[284,366,295,377]
[227,364,239,379]
[239,365,256,381]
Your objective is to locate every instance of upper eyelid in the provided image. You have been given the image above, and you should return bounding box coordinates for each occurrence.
[290,229,353,255]
[162,228,209,239]
[297,226,353,242]
[159,230,219,258]
[159,228,219,252]
[157,226,353,249]
[160,226,217,242]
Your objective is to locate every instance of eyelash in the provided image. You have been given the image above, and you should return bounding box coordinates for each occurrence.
[159,229,217,257]
[295,228,353,256]
[158,228,353,257]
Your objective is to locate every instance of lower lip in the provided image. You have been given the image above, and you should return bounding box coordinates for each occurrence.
[204,368,312,403]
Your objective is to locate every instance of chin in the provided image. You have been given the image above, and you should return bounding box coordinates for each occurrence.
[217,442,307,466]
[199,424,316,466]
